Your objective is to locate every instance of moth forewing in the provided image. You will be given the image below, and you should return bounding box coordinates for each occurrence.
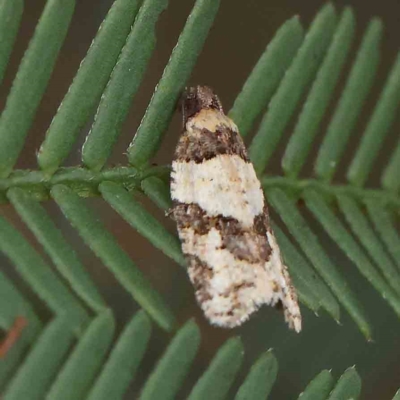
[170,86,301,332]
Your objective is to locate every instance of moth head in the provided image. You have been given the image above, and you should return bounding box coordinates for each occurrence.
[180,86,223,124]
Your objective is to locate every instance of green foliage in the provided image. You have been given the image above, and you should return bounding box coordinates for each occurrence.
[0,0,23,84]
[187,337,244,400]
[37,0,141,175]
[314,18,382,182]
[86,311,151,400]
[51,183,176,331]
[46,311,115,400]
[326,367,361,400]
[234,351,277,400]
[0,0,76,178]
[282,7,354,177]
[99,181,185,267]
[249,4,338,174]
[298,370,335,400]
[127,0,221,167]
[82,0,168,171]
[0,0,400,398]
[229,16,304,137]
[393,389,400,400]
[0,310,363,399]
[140,319,200,400]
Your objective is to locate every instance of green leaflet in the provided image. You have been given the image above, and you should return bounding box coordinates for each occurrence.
[127,0,220,167]
[337,194,400,297]
[282,7,355,178]
[266,188,371,339]
[82,0,168,171]
[273,223,340,319]
[8,187,106,313]
[234,351,278,400]
[347,52,400,186]
[87,311,152,400]
[229,16,304,137]
[51,184,176,332]
[0,214,89,334]
[0,0,23,84]
[0,1,400,399]
[314,19,382,181]
[38,0,141,175]
[99,181,185,267]
[140,320,200,400]
[4,318,74,400]
[0,0,75,178]
[249,4,337,174]
[46,311,115,400]
[188,337,244,400]
[298,370,335,400]
[326,367,361,400]
[365,199,400,271]
[304,189,400,322]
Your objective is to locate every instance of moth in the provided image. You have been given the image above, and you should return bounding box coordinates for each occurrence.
[170,86,301,332]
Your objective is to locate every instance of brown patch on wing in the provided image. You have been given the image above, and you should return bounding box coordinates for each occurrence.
[222,232,272,263]
[173,202,272,263]
[174,125,249,163]
[187,255,214,303]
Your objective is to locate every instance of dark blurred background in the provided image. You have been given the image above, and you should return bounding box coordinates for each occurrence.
[1,0,400,398]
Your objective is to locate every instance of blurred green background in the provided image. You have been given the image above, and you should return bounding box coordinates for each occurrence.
[1,0,400,398]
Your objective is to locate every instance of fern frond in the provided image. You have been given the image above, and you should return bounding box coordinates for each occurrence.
[314,18,382,182]
[46,311,115,400]
[230,3,400,339]
[228,16,304,137]
[127,0,220,167]
[267,187,372,337]
[2,315,378,399]
[99,181,185,267]
[337,194,400,294]
[0,0,76,178]
[303,189,400,322]
[1,0,400,397]
[347,53,400,186]
[4,318,73,399]
[37,0,141,175]
[0,214,89,333]
[249,4,338,174]
[50,184,176,331]
[7,187,106,313]
[282,7,355,177]
[87,310,151,400]
[82,0,168,171]
[272,223,340,319]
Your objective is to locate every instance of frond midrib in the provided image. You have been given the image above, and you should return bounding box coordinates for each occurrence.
[1,165,398,211]
[262,176,400,208]
[0,165,170,202]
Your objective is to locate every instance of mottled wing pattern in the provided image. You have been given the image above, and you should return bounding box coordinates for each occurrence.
[170,86,301,332]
